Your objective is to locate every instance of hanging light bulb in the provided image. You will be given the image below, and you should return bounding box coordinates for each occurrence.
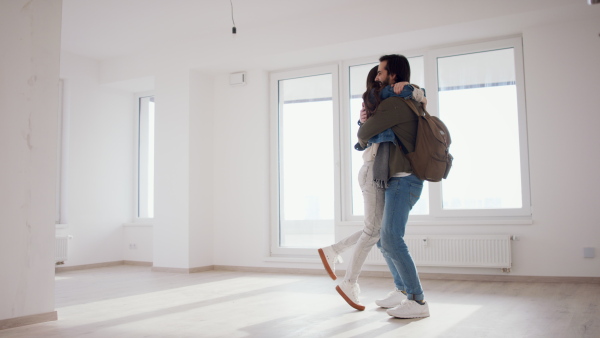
[230,0,237,36]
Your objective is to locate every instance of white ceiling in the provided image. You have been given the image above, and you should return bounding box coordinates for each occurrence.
[61,0,375,60]
[61,0,594,73]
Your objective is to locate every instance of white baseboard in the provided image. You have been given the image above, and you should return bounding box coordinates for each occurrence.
[0,311,57,330]
[123,260,152,267]
[55,260,124,272]
[151,265,214,273]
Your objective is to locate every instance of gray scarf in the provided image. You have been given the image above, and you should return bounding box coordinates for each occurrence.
[373,142,390,188]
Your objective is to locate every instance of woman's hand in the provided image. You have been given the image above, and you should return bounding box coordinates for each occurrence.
[392,81,409,94]
[359,103,367,123]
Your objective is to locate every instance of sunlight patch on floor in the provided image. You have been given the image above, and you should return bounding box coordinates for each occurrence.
[55,275,301,320]
[54,288,346,337]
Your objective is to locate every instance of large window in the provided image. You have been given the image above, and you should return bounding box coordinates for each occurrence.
[271,37,530,253]
[270,65,339,254]
[423,38,530,219]
[437,48,524,212]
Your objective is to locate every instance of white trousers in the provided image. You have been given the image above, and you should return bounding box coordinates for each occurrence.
[331,159,385,283]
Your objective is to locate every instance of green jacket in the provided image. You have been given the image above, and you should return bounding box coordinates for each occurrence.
[357,97,419,177]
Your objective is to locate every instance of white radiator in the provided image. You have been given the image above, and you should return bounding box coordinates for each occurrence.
[365,235,512,270]
[55,236,69,264]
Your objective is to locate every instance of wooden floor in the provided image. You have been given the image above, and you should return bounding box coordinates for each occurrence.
[2,265,599,337]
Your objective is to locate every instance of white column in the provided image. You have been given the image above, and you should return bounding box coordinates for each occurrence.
[0,0,62,323]
[188,70,215,268]
[152,69,191,269]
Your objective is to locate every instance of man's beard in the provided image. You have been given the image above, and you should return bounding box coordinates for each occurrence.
[380,76,391,87]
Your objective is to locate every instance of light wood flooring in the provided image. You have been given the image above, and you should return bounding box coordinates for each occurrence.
[2,265,599,337]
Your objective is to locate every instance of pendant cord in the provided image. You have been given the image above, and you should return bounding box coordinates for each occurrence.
[230,0,237,33]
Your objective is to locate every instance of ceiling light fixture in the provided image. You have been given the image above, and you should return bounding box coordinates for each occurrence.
[230,0,237,35]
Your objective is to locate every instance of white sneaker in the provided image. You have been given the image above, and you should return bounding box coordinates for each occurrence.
[335,280,365,311]
[387,299,430,318]
[375,289,407,308]
[318,246,343,280]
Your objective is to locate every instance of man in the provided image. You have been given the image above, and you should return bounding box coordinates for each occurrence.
[356,54,429,318]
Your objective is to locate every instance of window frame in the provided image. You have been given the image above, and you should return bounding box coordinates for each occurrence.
[134,91,155,223]
[56,79,69,226]
[422,37,531,219]
[269,64,341,256]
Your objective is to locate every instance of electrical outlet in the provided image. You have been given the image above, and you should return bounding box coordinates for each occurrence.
[129,243,137,250]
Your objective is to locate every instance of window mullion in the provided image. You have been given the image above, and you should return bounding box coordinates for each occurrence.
[429,182,444,217]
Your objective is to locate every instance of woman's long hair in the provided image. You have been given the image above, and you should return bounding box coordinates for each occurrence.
[361,66,381,119]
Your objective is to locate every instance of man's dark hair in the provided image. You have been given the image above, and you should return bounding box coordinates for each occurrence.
[379,54,410,83]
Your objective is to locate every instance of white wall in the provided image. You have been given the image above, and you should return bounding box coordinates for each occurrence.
[515,17,600,276]
[57,51,134,266]
[212,70,271,267]
[123,225,153,262]
[0,0,62,321]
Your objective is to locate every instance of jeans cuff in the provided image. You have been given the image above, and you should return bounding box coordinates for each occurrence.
[407,293,424,301]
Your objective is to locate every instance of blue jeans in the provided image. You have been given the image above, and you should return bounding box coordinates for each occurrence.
[377,240,405,291]
[380,175,424,301]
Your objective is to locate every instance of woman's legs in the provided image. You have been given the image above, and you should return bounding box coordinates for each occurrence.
[327,161,372,255]
[335,160,384,310]
[343,160,384,283]
[318,161,372,280]
[330,231,361,255]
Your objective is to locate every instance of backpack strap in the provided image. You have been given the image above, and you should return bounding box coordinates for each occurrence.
[403,98,428,118]
[395,99,422,155]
